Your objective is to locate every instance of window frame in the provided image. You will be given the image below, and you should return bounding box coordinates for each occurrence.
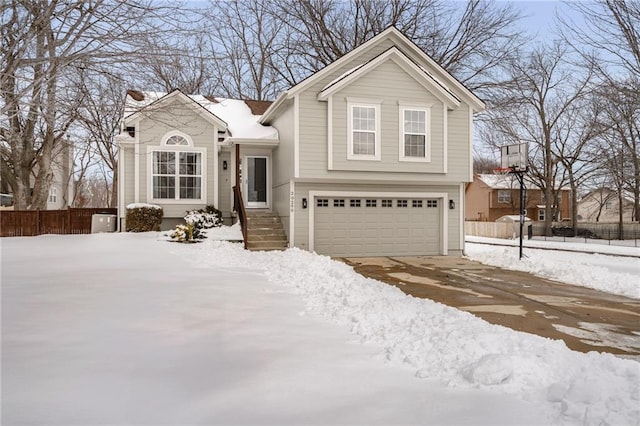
[497,190,512,204]
[347,99,381,161]
[147,145,207,204]
[398,104,431,163]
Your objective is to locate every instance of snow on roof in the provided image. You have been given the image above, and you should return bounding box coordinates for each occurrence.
[125,91,277,140]
[477,174,568,190]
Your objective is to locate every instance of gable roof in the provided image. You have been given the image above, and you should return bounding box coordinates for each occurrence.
[124,90,277,140]
[317,47,461,109]
[261,26,485,123]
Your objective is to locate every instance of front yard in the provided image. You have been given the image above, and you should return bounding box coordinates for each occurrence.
[1,231,638,425]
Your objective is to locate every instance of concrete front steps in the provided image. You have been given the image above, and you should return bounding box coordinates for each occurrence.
[245,212,288,251]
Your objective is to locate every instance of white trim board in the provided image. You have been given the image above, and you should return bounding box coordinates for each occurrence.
[308,190,448,255]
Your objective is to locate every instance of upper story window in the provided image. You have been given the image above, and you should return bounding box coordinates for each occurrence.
[399,105,431,162]
[347,99,381,161]
[165,135,189,146]
[498,190,511,203]
[49,187,57,203]
[161,130,193,147]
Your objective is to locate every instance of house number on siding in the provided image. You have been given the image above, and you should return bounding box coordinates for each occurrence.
[290,191,295,212]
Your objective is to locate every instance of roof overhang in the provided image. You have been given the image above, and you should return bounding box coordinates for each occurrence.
[124,89,228,130]
[228,137,279,147]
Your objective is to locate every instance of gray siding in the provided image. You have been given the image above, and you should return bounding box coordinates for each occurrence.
[271,100,295,186]
[295,38,471,184]
[134,96,219,218]
[218,150,232,220]
[330,61,445,173]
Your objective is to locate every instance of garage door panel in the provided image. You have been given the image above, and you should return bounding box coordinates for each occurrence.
[314,197,440,257]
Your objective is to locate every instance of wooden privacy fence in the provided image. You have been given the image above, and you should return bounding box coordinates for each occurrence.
[0,208,117,237]
[465,221,513,239]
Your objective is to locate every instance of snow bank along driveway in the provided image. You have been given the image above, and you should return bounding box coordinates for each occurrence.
[2,232,639,425]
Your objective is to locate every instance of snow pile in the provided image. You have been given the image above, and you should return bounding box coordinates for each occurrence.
[180,238,640,425]
[465,241,640,299]
[126,202,161,209]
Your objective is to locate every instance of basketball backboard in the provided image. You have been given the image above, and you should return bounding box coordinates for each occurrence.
[500,143,528,172]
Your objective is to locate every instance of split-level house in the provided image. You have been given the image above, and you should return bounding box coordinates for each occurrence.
[117,27,485,256]
[465,174,571,223]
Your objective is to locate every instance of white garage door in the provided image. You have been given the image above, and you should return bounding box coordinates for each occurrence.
[314,197,441,257]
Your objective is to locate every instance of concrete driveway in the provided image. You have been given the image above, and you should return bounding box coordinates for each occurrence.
[339,256,640,358]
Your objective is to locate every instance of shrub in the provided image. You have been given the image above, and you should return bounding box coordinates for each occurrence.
[169,223,203,242]
[126,204,163,232]
[184,205,223,229]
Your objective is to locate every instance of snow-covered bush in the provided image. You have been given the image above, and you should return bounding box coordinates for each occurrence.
[184,205,223,229]
[168,223,203,242]
[168,205,222,243]
[126,203,163,232]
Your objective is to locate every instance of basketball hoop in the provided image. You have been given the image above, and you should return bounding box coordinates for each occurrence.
[493,167,514,175]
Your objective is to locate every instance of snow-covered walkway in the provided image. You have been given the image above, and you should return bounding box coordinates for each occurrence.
[1,232,639,425]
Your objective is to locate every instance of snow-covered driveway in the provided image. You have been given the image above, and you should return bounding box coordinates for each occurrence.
[2,232,639,425]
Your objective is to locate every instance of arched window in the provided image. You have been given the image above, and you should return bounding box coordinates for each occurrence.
[161,131,193,146]
[165,135,189,146]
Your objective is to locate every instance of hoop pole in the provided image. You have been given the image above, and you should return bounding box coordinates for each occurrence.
[515,171,526,260]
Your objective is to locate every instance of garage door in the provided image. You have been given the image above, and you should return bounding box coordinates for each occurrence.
[314,197,441,257]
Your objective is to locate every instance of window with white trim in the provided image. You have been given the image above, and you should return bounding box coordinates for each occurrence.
[538,209,545,221]
[399,106,431,161]
[498,190,511,203]
[165,135,189,146]
[49,187,57,203]
[348,100,380,160]
[151,151,203,200]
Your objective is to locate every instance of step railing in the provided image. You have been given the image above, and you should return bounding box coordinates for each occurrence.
[232,186,248,249]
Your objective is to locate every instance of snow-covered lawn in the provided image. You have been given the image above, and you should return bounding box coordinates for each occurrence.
[2,230,639,425]
[466,236,640,299]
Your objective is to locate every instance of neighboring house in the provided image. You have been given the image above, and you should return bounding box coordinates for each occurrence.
[117,27,485,257]
[0,140,74,210]
[44,140,75,210]
[465,174,571,223]
[578,188,635,223]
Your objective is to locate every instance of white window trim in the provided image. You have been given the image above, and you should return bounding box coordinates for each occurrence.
[398,103,431,163]
[308,190,448,255]
[146,145,207,204]
[498,190,511,203]
[347,99,381,161]
[161,130,194,147]
[49,187,57,203]
[538,209,545,221]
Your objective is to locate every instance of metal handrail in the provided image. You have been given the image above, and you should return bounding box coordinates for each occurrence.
[233,185,248,249]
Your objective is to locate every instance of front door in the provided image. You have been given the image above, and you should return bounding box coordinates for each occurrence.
[245,156,268,208]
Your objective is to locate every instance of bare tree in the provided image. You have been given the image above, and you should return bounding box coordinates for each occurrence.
[481,44,593,234]
[560,0,640,222]
[0,0,174,210]
[273,0,524,93]
[206,0,285,100]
